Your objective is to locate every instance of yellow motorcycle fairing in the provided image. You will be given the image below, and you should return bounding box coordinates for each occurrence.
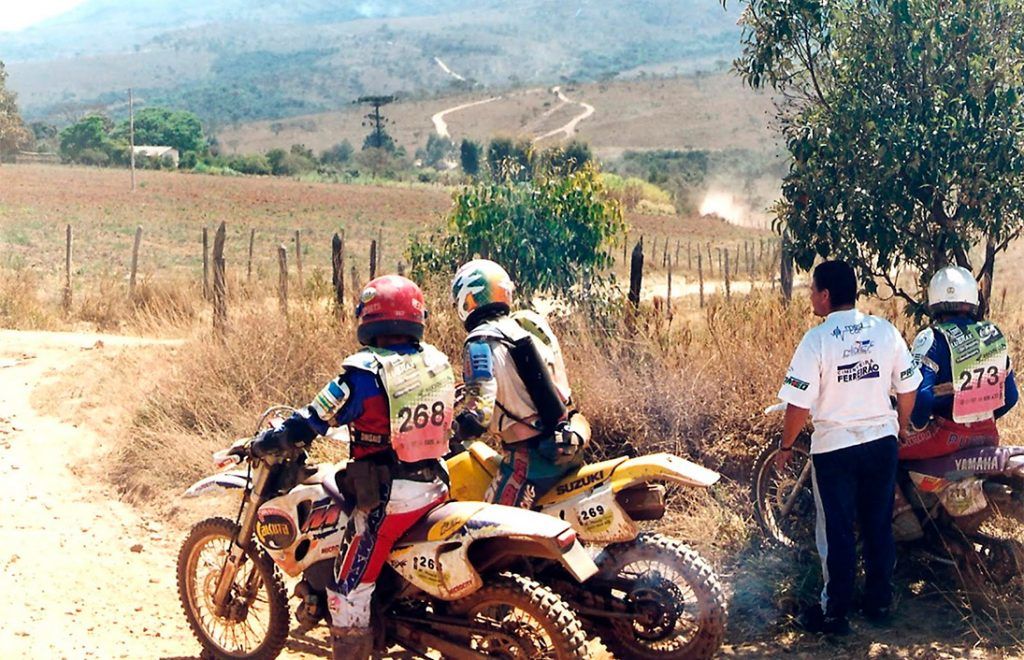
[608,453,720,492]
[447,441,499,502]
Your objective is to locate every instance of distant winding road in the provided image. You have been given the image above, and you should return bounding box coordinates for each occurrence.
[532,86,595,143]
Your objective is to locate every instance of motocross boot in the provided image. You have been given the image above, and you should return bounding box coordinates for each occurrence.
[329,626,374,660]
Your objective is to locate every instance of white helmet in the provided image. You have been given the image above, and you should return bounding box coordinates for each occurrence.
[927,266,979,313]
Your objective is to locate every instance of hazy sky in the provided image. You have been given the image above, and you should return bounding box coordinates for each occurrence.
[0,0,87,32]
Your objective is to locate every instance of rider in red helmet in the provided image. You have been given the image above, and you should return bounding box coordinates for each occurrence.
[251,275,455,659]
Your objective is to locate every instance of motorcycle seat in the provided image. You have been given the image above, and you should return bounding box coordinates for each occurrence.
[536,457,628,506]
[902,445,1024,480]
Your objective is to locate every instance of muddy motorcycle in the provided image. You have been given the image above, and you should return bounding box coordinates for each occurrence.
[176,411,599,660]
[752,402,1024,610]
[447,435,728,660]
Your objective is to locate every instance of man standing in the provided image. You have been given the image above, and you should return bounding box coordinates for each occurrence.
[776,261,920,634]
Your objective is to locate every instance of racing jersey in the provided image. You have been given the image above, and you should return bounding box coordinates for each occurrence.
[910,315,1018,429]
[779,309,922,454]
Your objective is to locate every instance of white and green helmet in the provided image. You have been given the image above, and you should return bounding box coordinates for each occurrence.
[451,259,515,324]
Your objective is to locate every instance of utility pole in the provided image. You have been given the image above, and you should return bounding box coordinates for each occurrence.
[129,88,135,192]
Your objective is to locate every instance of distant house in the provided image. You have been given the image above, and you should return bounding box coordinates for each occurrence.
[132,145,180,167]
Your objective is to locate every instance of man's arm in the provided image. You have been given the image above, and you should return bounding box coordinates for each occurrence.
[896,390,916,436]
[781,404,811,450]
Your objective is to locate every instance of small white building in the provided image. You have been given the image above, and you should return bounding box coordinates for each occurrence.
[132,145,180,167]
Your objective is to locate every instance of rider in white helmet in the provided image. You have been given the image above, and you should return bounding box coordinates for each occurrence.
[450,259,588,508]
[900,266,1019,460]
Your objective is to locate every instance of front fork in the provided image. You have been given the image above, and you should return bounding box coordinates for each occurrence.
[213,465,270,616]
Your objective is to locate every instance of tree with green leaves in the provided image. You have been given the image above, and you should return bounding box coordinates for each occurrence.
[460,138,482,177]
[59,115,125,164]
[486,137,534,182]
[416,134,455,169]
[0,61,31,161]
[408,165,625,301]
[117,107,206,157]
[731,0,1024,310]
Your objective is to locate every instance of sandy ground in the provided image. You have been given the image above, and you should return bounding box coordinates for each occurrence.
[0,330,332,659]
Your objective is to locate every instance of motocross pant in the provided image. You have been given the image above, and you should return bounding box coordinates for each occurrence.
[898,417,998,461]
[811,435,897,620]
[326,475,448,629]
[486,437,584,508]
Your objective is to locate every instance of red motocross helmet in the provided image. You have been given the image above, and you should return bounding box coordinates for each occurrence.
[355,275,427,345]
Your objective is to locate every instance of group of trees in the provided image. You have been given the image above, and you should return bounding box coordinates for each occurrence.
[456,136,593,181]
[56,107,208,167]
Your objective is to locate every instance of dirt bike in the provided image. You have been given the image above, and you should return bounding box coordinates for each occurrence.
[752,401,1024,612]
[176,408,599,660]
[446,435,728,660]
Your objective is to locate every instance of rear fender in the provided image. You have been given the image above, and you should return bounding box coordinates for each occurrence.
[610,453,720,492]
[183,471,251,498]
[390,502,597,600]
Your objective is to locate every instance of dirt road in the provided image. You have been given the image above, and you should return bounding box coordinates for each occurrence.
[0,330,333,659]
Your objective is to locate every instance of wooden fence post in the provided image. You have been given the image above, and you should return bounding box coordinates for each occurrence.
[717,248,723,277]
[129,225,142,298]
[698,252,704,308]
[295,229,303,287]
[247,228,255,283]
[63,224,72,313]
[202,227,210,300]
[369,239,378,280]
[331,232,345,317]
[666,259,673,319]
[706,243,713,276]
[734,245,740,277]
[628,239,644,309]
[351,264,360,305]
[397,262,406,276]
[724,249,732,300]
[674,240,680,267]
[780,230,794,303]
[687,241,692,270]
[651,237,658,270]
[212,222,227,334]
[277,244,288,317]
[662,240,668,268]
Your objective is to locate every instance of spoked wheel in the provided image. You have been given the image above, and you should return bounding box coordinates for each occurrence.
[177,517,289,660]
[593,533,726,659]
[959,520,1024,619]
[751,436,816,548]
[449,572,590,659]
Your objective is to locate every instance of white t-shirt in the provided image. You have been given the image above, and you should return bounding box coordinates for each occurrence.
[778,309,922,454]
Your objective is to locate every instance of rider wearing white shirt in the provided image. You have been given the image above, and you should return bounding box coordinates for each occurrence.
[776,261,920,635]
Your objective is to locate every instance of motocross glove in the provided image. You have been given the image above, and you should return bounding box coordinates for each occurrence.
[250,428,289,458]
[452,410,487,442]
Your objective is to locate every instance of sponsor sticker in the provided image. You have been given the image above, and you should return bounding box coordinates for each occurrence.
[783,375,810,391]
[255,507,297,550]
[555,471,605,496]
[837,360,880,383]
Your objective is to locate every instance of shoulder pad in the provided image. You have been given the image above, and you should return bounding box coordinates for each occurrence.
[911,328,935,359]
[510,309,556,346]
[341,349,381,374]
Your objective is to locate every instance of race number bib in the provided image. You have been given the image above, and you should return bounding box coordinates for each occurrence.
[375,346,455,462]
[937,322,1008,423]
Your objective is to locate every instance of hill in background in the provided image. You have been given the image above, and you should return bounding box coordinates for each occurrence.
[2,0,743,128]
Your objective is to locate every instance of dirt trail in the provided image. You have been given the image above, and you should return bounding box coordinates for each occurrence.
[533,86,595,143]
[0,330,332,659]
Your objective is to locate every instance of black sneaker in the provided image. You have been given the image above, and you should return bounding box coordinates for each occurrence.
[862,605,892,627]
[798,605,851,636]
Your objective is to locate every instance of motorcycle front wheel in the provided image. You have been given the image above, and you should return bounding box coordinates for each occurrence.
[176,517,290,660]
[751,437,816,548]
[593,533,727,659]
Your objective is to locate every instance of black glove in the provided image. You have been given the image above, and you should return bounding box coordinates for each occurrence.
[453,411,487,442]
[250,428,288,458]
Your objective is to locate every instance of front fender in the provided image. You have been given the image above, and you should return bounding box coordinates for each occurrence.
[183,471,251,498]
[610,453,720,492]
